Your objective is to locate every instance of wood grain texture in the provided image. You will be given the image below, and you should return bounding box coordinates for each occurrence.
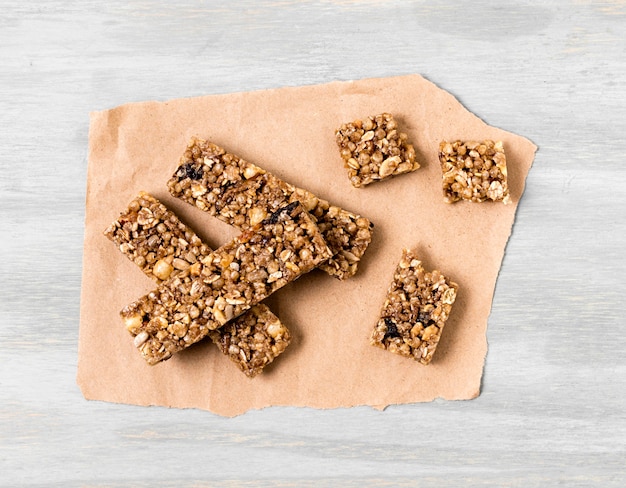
[1,0,624,486]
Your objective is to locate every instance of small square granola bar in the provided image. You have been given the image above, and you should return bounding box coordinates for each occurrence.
[335,113,420,187]
[208,304,291,378]
[439,140,510,203]
[371,249,458,365]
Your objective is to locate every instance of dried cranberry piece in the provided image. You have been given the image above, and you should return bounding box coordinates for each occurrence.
[178,162,203,181]
[383,318,400,339]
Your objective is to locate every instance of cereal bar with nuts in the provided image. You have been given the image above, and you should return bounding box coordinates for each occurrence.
[167,137,374,280]
[104,191,213,282]
[439,140,510,204]
[121,201,332,365]
[335,113,420,187]
[371,249,458,365]
[208,304,291,378]
[104,191,291,375]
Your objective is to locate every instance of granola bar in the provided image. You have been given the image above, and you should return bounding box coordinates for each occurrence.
[371,249,458,365]
[439,140,510,204]
[104,191,213,283]
[208,304,291,378]
[104,191,291,375]
[121,201,332,365]
[335,113,420,187]
[166,138,374,280]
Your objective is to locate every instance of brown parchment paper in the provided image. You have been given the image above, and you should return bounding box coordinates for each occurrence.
[77,74,536,416]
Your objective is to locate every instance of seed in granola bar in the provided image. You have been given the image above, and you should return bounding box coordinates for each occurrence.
[153,259,174,281]
[335,113,421,187]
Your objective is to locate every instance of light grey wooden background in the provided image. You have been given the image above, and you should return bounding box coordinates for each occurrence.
[1,1,625,486]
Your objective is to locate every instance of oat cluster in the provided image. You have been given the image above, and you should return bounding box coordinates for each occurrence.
[335,113,420,187]
[371,249,458,365]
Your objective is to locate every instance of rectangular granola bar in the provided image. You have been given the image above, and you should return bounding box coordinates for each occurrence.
[370,249,458,365]
[104,191,213,283]
[104,191,291,376]
[439,140,510,204]
[167,138,374,280]
[121,201,331,365]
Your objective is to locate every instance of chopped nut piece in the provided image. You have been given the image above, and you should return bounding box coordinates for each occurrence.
[124,313,143,331]
[104,192,293,375]
[371,249,458,365]
[120,201,332,365]
[133,331,149,348]
[439,140,510,204]
[167,138,374,280]
[153,259,174,281]
[335,113,420,187]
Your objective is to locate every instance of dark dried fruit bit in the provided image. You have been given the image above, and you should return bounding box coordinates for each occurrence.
[370,249,458,365]
[178,162,204,181]
[264,201,301,225]
[383,318,400,339]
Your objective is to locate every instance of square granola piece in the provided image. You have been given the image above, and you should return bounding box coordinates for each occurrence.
[335,113,420,187]
[439,140,510,203]
[207,304,291,378]
[371,249,458,365]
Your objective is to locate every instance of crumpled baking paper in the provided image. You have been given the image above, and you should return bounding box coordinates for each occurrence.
[77,74,536,416]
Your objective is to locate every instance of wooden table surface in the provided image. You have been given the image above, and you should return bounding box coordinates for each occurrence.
[2,1,625,486]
